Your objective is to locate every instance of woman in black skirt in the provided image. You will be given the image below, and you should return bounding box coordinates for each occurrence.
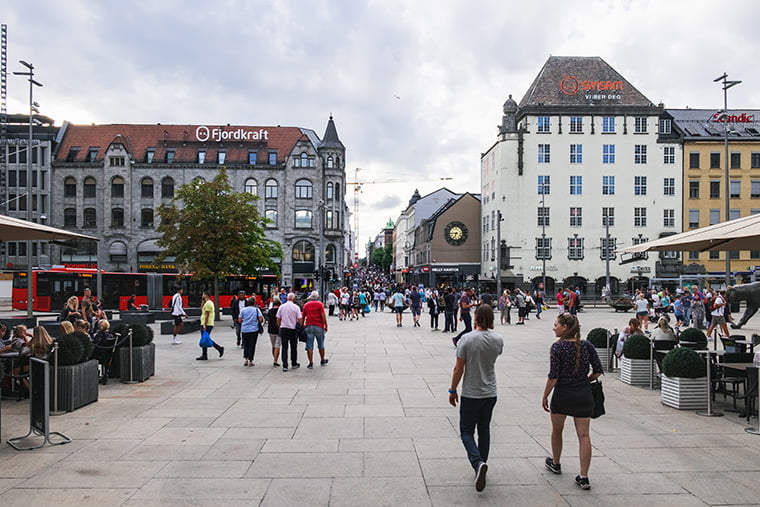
[541,313,603,490]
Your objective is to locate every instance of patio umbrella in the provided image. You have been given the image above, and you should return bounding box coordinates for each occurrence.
[618,213,760,254]
[0,214,97,242]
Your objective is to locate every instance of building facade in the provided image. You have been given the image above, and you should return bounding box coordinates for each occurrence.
[50,117,349,291]
[481,56,682,296]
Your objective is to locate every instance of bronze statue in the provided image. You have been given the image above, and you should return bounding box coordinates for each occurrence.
[726,282,760,329]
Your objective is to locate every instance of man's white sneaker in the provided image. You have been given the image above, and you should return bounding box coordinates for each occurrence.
[172,336,181,345]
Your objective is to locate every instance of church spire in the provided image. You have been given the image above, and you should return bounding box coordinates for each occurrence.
[319,114,345,150]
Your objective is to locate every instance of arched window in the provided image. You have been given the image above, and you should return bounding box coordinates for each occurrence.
[334,183,340,202]
[295,179,312,199]
[83,208,97,228]
[64,177,77,197]
[327,156,334,169]
[244,178,258,195]
[325,244,336,263]
[265,209,277,228]
[265,179,278,199]
[64,207,77,227]
[111,208,124,228]
[325,210,335,229]
[292,240,314,262]
[83,177,96,198]
[141,208,154,228]
[326,182,334,200]
[111,176,125,198]
[109,241,128,262]
[295,210,313,228]
[301,153,308,167]
[141,177,154,198]
[161,177,174,198]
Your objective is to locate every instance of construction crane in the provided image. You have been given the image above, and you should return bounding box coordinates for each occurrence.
[346,167,453,260]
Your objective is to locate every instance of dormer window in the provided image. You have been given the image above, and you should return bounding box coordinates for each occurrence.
[198,150,206,164]
[145,149,155,163]
[218,151,226,164]
[86,147,99,162]
[166,149,175,164]
[66,147,81,162]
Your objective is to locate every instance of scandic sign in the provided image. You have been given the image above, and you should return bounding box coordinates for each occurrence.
[711,112,755,123]
[195,126,269,142]
[560,75,624,96]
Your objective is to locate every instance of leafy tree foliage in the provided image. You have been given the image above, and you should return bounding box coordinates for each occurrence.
[370,241,393,273]
[156,169,282,307]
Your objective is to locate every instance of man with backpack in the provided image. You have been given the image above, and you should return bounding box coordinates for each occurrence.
[705,289,731,339]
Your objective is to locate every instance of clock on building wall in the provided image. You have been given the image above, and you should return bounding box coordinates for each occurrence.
[444,221,468,246]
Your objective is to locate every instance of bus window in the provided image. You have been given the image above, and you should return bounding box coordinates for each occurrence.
[12,273,27,290]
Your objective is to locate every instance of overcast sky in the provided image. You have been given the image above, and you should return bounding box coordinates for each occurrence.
[5,0,760,252]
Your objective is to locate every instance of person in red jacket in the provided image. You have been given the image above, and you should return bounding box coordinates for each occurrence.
[303,291,329,368]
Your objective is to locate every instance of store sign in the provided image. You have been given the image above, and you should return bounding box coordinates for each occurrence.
[139,263,176,272]
[630,266,651,273]
[529,265,558,271]
[710,112,755,123]
[432,266,459,273]
[63,263,97,269]
[195,125,269,142]
[560,75,624,96]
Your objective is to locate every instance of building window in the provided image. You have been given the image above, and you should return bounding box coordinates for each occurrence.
[570,176,583,195]
[659,118,672,134]
[689,209,699,229]
[634,207,647,227]
[602,144,615,164]
[634,145,647,164]
[601,237,616,260]
[602,116,615,133]
[64,208,76,227]
[335,183,340,201]
[731,152,741,169]
[689,152,700,169]
[265,179,278,199]
[730,208,740,221]
[145,149,155,163]
[634,117,647,133]
[265,209,277,228]
[634,176,647,196]
[295,179,313,199]
[166,149,175,164]
[663,178,675,196]
[83,177,96,198]
[325,210,335,229]
[664,146,675,164]
[569,116,583,133]
[602,207,615,226]
[709,208,720,225]
[631,236,649,259]
[198,150,206,164]
[141,177,154,198]
[710,180,720,199]
[327,156,334,168]
[109,156,125,166]
[730,180,741,198]
[64,177,77,197]
[567,237,584,260]
[86,147,99,162]
[709,250,720,260]
[141,208,154,228]
[569,207,582,227]
[664,209,675,227]
[65,147,80,162]
[326,182,334,200]
[295,209,313,228]
[570,144,583,164]
[248,151,257,165]
[538,144,550,163]
[537,207,550,226]
[537,116,550,133]
[602,175,615,195]
[111,176,125,198]
[83,208,97,228]
[110,241,128,262]
[536,237,552,260]
[268,151,277,165]
[537,175,550,194]
[292,240,314,262]
[325,244,336,263]
[300,153,308,168]
[111,208,124,228]
[161,177,174,198]
[752,180,760,198]
[710,152,720,168]
[218,151,226,164]
[689,180,700,198]
[689,251,700,260]
[752,153,760,168]
[244,178,258,195]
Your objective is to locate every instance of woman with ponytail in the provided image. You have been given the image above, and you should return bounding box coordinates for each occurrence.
[541,313,603,490]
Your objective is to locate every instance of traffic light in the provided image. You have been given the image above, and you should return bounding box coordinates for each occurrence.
[325,268,332,281]
[314,270,320,281]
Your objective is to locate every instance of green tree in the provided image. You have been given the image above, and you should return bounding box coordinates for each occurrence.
[156,168,282,315]
[370,240,393,273]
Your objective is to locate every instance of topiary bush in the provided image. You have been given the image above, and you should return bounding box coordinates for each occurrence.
[622,334,651,359]
[587,328,611,348]
[662,347,706,378]
[56,333,85,366]
[114,323,153,347]
[678,328,708,350]
[70,331,94,363]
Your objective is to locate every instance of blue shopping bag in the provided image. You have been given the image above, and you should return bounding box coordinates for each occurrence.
[199,330,213,347]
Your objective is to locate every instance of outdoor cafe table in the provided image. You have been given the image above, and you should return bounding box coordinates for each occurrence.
[695,349,724,417]
[721,362,760,435]
[733,340,757,353]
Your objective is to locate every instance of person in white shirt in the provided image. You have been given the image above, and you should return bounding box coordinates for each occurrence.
[706,289,731,338]
[170,287,187,345]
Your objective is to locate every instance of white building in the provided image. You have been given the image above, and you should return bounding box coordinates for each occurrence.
[481,56,682,296]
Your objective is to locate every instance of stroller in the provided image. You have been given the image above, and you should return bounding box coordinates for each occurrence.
[91,330,119,385]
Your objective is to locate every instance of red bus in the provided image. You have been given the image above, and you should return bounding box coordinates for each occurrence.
[12,268,278,312]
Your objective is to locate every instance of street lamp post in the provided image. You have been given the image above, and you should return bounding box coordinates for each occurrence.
[714,73,741,288]
[605,213,611,298]
[495,210,502,297]
[540,188,547,294]
[13,61,42,318]
[318,199,325,301]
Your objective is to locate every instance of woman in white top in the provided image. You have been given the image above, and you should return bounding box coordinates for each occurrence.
[634,293,650,332]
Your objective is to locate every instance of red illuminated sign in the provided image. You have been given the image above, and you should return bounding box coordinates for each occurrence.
[560,75,624,96]
[711,112,755,123]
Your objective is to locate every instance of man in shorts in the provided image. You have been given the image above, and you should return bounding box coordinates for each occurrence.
[170,286,187,345]
[391,287,406,327]
[409,285,423,327]
[705,289,730,339]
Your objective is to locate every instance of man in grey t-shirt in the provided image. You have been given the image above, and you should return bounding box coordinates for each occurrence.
[448,304,503,492]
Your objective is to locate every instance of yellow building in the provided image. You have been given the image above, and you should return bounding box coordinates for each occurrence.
[668,108,760,279]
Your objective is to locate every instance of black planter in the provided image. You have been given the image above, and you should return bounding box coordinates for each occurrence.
[51,359,99,412]
[117,343,155,382]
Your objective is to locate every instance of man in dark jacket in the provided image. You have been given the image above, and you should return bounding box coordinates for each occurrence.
[230,290,247,347]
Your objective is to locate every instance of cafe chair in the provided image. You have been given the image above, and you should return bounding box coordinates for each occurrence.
[715,352,752,408]
[725,367,758,423]
[723,336,748,354]
[653,340,677,373]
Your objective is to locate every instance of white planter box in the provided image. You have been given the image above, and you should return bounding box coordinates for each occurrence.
[620,357,654,386]
[661,375,708,410]
[594,347,613,373]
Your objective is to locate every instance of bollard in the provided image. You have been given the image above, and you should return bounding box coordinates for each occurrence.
[122,329,138,384]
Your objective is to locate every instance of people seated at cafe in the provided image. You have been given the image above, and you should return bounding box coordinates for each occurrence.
[74,319,91,336]
[0,325,31,354]
[59,320,75,336]
[651,317,677,372]
[616,318,645,358]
